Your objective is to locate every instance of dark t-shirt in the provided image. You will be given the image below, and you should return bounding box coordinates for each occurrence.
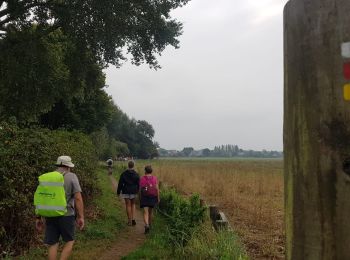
[117,169,140,195]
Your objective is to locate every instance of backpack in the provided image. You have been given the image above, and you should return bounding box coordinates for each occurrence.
[34,171,67,217]
[141,176,158,197]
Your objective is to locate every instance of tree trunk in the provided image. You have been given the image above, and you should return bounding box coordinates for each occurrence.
[284,0,350,259]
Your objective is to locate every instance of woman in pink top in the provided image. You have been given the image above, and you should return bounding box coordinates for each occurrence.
[139,165,160,234]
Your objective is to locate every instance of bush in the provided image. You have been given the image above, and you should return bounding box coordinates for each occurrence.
[0,122,98,256]
[158,188,207,250]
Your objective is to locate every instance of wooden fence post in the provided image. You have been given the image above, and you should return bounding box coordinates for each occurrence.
[209,205,219,221]
[209,205,230,231]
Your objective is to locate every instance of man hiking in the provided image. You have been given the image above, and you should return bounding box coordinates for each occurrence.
[35,156,84,260]
[106,157,113,175]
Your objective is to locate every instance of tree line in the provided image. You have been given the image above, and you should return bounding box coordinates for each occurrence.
[0,0,189,159]
[0,27,157,159]
[158,144,283,158]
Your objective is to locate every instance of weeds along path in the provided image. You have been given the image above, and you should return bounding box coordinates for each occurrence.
[99,199,146,260]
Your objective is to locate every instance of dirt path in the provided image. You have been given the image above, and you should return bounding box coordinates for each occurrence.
[99,199,146,260]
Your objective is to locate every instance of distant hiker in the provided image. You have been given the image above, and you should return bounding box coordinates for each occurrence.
[117,161,140,226]
[139,165,160,234]
[106,158,113,175]
[34,155,84,260]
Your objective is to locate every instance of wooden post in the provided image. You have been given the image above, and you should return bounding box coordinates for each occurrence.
[284,0,350,259]
[209,205,219,222]
[209,206,230,231]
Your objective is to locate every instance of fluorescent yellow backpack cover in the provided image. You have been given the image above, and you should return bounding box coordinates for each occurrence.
[34,171,67,217]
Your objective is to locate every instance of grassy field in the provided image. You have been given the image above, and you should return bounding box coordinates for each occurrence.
[132,158,284,259]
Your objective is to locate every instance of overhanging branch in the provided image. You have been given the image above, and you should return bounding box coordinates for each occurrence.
[0,24,7,32]
[0,0,58,26]
[0,9,9,19]
[0,15,11,26]
[36,23,60,38]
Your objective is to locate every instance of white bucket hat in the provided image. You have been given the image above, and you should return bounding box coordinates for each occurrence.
[55,155,75,168]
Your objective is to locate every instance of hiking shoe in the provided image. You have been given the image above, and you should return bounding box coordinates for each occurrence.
[132,220,136,226]
[127,221,132,226]
[144,225,150,234]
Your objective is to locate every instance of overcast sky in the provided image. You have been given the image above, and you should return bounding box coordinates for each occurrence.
[105,0,288,151]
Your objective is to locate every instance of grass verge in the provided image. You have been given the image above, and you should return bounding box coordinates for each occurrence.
[124,218,248,259]
[122,213,170,259]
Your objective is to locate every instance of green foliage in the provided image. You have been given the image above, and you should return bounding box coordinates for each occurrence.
[126,188,248,260]
[39,49,112,134]
[106,105,158,159]
[0,27,159,160]
[77,166,124,242]
[0,27,112,129]
[0,122,98,255]
[90,127,130,160]
[0,28,70,123]
[90,128,110,158]
[122,215,172,260]
[158,188,207,249]
[185,227,249,259]
[0,0,190,68]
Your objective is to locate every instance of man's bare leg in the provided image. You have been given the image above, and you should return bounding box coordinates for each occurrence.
[48,243,59,260]
[60,241,74,260]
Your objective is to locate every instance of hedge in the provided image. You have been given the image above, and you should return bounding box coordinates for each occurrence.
[0,122,98,256]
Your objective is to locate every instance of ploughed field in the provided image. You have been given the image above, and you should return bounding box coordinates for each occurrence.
[141,158,284,259]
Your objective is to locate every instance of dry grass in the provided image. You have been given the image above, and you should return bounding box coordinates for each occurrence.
[139,159,284,259]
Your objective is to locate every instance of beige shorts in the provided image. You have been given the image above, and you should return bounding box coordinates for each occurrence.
[121,194,137,199]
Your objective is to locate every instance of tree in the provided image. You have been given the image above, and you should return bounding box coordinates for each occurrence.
[0,0,190,68]
[90,127,110,159]
[202,148,211,157]
[182,147,194,157]
[115,141,129,157]
[0,28,71,123]
[40,88,113,133]
[0,27,116,128]
[136,120,155,139]
[134,120,157,159]
[104,102,158,159]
